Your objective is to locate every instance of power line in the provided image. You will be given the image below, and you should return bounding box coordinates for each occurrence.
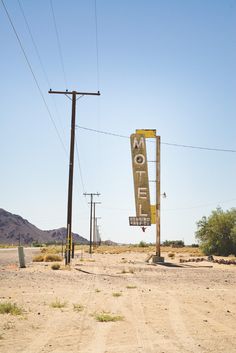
[17,0,51,88]
[50,0,68,89]
[101,197,236,213]
[94,0,100,90]
[76,125,236,153]
[75,131,86,195]
[162,198,236,212]
[17,0,68,148]
[1,0,67,155]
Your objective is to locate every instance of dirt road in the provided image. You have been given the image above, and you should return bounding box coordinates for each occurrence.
[0,247,40,266]
[0,251,236,353]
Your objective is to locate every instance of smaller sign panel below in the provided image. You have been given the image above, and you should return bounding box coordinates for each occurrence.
[151,205,156,224]
[129,216,151,226]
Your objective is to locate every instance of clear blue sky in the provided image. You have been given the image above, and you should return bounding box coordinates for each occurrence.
[1,0,235,244]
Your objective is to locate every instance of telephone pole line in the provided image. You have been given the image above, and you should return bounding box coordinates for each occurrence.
[94,217,102,247]
[84,193,100,254]
[49,89,100,265]
[93,202,101,248]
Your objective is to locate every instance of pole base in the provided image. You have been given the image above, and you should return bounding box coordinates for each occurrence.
[152,255,165,264]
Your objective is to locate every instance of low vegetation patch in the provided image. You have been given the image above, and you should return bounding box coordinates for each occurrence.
[168,252,175,258]
[44,254,62,262]
[126,285,137,289]
[138,241,150,248]
[33,253,62,262]
[50,299,67,309]
[112,292,122,297]
[51,263,60,270]
[0,302,23,316]
[73,304,84,312]
[33,254,45,262]
[94,311,124,322]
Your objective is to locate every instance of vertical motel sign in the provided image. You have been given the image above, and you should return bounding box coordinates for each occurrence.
[129,132,151,226]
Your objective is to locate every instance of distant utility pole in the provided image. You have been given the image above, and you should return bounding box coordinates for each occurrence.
[94,216,102,247]
[83,193,100,254]
[49,89,100,265]
[93,203,101,247]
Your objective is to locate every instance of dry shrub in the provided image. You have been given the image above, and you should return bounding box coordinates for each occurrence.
[94,311,124,322]
[50,299,67,308]
[44,254,62,262]
[51,263,60,270]
[0,302,23,315]
[33,254,45,262]
[41,247,60,254]
[168,252,175,258]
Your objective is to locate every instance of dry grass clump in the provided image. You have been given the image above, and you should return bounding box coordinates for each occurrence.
[94,311,124,322]
[73,304,84,312]
[112,292,122,297]
[51,263,60,270]
[126,285,137,289]
[0,302,23,316]
[41,246,61,254]
[33,254,45,262]
[168,252,175,259]
[50,299,67,309]
[33,253,62,262]
[44,254,62,262]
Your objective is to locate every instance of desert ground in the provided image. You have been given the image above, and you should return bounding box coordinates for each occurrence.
[0,246,236,353]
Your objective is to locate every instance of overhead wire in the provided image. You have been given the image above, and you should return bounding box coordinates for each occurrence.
[76,125,236,153]
[94,0,100,91]
[101,197,236,213]
[75,131,86,195]
[17,0,68,149]
[1,0,68,155]
[50,0,68,89]
[17,0,51,88]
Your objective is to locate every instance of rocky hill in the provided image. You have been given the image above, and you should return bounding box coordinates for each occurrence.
[0,208,89,245]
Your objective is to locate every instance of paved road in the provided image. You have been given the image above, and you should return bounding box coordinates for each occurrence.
[0,247,40,266]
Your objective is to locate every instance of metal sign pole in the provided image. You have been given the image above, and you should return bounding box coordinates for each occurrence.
[156,135,161,257]
[153,135,164,263]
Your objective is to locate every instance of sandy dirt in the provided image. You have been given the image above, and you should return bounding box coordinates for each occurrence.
[0,249,236,353]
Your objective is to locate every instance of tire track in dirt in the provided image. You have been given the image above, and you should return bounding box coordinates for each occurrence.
[168,294,205,353]
[79,259,129,353]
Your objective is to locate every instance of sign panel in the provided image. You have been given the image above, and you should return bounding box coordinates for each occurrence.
[130,133,151,218]
[129,217,151,226]
[136,129,156,138]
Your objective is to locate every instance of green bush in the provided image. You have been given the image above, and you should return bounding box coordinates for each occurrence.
[138,241,149,247]
[195,207,236,256]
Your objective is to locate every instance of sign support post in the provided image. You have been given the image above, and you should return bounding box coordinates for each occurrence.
[152,135,164,263]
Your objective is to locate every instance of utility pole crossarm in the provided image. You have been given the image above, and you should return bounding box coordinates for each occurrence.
[48,90,100,96]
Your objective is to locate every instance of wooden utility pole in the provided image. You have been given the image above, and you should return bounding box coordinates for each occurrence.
[49,90,100,265]
[84,193,100,254]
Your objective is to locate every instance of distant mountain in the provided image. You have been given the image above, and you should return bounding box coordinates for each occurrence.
[0,208,89,245]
